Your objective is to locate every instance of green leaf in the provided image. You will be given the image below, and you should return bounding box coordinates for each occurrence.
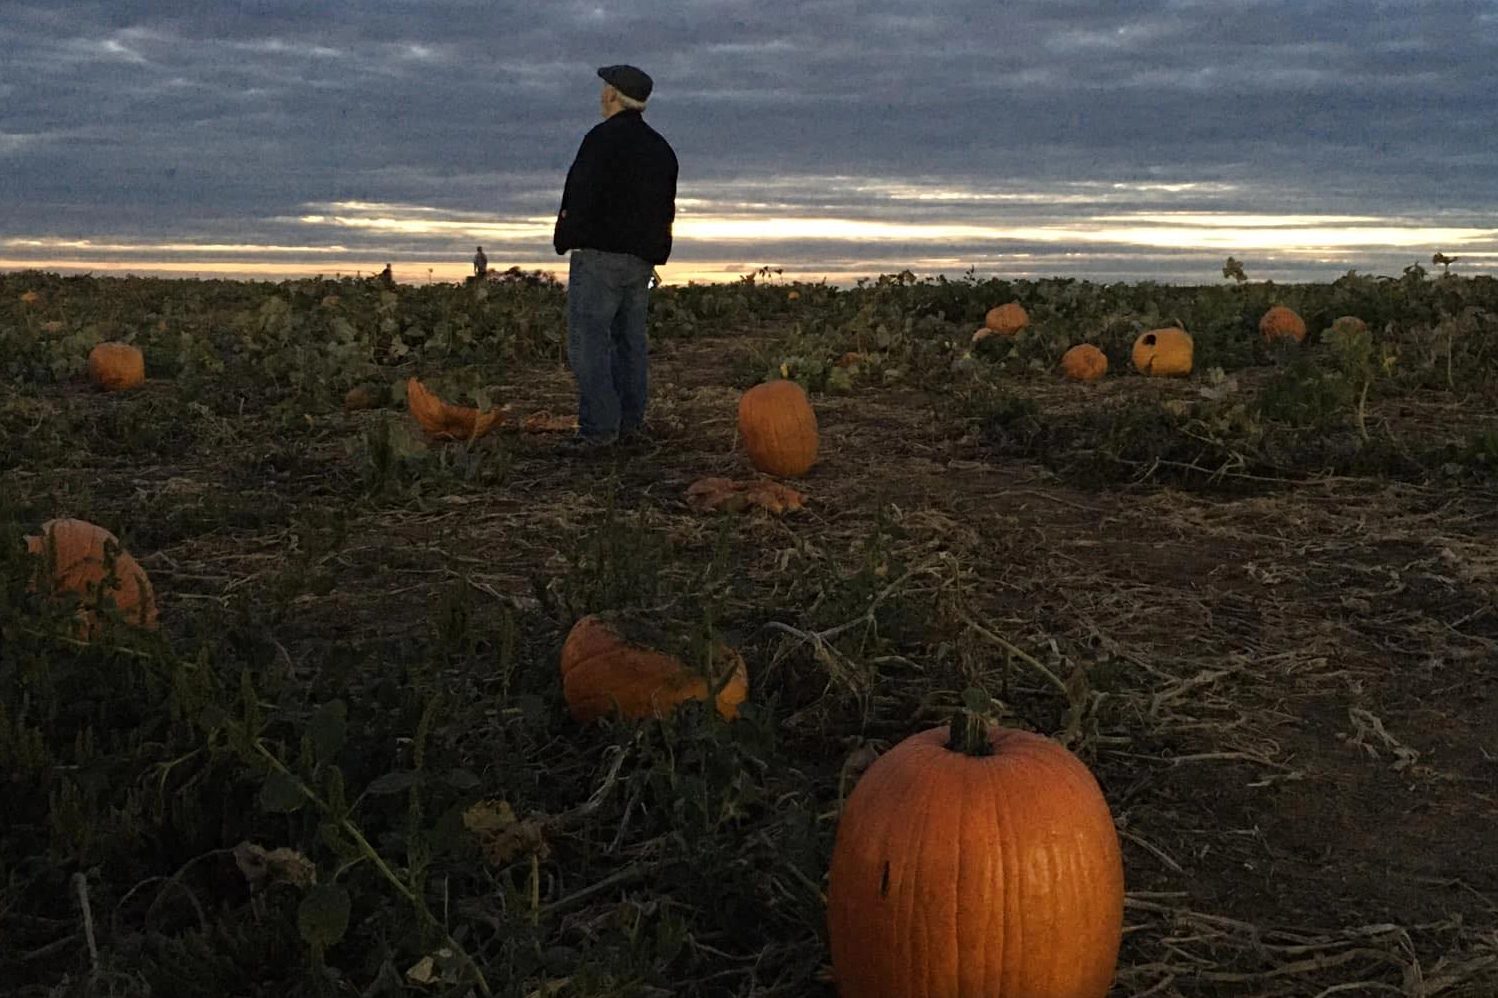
[365,769,419,795]
[297,883,351,948]
[309,699,348,763]
[443,768,482,791]
[259,769,306,813]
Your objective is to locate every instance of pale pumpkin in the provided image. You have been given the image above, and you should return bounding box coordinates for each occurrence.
[828,720,1125,998]
[1131,327,1194,377]
[25,518,159,637]
[559,614,748,723]
[738,380,818,477]
[1060,343,1108,382]
[406,377,503,441]
[87,342,146,391]
[984,301,1029,336]
[1260,305,1307,344]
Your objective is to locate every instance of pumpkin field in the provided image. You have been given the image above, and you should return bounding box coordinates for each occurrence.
[2,264,1497,997]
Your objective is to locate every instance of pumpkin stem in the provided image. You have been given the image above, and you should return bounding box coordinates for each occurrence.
[949,687,996,757]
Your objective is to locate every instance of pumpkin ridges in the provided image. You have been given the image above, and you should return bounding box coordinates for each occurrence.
[738,380,818,477]
[828,725,1124,998]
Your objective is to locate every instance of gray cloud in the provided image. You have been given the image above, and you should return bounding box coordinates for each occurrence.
[2,0,1495,283]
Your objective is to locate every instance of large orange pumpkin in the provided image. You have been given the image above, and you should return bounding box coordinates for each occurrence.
[87,342,146,391]
[1259,305,1306,344]
[1131,327,1194,377]
[984,302,1029,336]
[828,722,1125,998]
[559,614,748,723]
[1060,343,1108,382]
[406,377,504,441]
[25,518,159,636]
[738,380,818,477]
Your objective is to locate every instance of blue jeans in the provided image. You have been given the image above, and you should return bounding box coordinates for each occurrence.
[566,248,654,441]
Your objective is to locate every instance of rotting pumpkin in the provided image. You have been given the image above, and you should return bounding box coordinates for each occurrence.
[87,342,146,391]
[738,380,818,477]
[559,613,748,723]
[24,518,159,637]
[827,715,1125,998]
[406,376,504,441]
[1131,327,1194,377]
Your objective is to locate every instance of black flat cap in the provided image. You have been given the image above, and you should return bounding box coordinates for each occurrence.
[597,64,653,102]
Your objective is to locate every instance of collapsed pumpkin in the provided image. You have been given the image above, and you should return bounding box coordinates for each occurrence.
[685,477,805,514]
[1060,343,1109,382]
[25,518,159,637]
[828,714,1125,998]
[87,342,146,391]
[738,380,818,477]
[1131,327,1194,377]
[559,613,748,723]
[406,377,503,441]
[1260,305,1307,344]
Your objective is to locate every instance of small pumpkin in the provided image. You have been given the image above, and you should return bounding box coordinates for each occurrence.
[1326,315,1369,345]
[344,385,380,411]
[559,613,749,723]
[25,518,159,636]
[984,301,1029,336]
[406,377,503,441]
[1131,327,1194,377]
[87,342,146,391]
[1260,305,1307,344]
[828,713,1125,998]
[1060,343,1108,382]
[738,380,818,477]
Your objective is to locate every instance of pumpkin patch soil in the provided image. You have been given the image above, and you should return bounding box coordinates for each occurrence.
[6,324,1496,996]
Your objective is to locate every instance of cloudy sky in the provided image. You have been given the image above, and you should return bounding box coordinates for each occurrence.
[3,0,1496,286]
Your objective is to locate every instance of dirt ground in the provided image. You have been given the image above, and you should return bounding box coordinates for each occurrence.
[16,325,1498,996]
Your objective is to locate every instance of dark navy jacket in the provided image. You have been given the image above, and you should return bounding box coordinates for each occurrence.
[553,110,679,266]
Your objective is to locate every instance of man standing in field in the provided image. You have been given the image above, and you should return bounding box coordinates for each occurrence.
[553,64,679,449]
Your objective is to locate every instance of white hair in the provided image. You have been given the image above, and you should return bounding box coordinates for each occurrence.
[616,91,647,112]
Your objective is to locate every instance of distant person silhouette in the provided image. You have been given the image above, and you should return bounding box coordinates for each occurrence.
[377,263,394,288]
[473,246,488,279]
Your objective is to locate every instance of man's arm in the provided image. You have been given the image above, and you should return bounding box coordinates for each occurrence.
[553,128,609,254]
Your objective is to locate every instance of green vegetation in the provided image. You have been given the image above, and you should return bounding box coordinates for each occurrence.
[3,264,1497,997]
